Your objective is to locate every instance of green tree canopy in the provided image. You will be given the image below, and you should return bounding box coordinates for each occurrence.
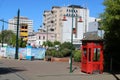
[100,0,120,72]
[60,42,75,50]
[0,30,26,47]
[0,30,16,46]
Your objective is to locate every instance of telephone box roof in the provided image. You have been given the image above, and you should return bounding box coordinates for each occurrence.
[81,33,103,42]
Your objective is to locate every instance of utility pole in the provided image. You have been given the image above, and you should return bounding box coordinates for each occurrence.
[15,9,20,59]
[62,5,83,73]
[1,19,4,47]
[70,6,74,73]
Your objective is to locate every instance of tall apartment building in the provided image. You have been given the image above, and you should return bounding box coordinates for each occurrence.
[43,5,89,44]
[8,16,33,40]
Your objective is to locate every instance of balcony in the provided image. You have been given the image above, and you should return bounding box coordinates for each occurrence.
[20,32,28,36]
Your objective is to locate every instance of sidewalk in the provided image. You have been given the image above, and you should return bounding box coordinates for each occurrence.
[0,58,120,80]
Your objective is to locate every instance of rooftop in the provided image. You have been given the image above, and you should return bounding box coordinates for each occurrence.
[14,16,29,19]
[68,5,84,9]
[82,32,103,41]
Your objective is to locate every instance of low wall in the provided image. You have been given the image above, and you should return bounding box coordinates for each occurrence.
[51,57,69,62]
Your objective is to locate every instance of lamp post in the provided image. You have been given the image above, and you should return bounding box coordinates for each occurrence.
[62,6,83,73]
[0,19,5,47]
[1,19,4,47]
[69,6,74,73]
[15,9,20,59]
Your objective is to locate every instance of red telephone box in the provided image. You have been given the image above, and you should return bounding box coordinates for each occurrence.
[81,35,103,74]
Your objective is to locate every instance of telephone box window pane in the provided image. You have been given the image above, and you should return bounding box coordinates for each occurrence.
[93,48,100,61]
[83,48,87,57]
[88,48,91,61]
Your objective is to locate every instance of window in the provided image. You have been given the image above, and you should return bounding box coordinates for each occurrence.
[66,14,68,16]
[76,10,78,13]
[76,14,78,17]
[73,28,76,34]
[39,36,41,39]
[93,48,100,61]
[67,9,68,12]
[74,10,75,12]
[69,9,71,12]
[83,48,87,57]
[69,14,70,16]
[88,48,91,62]
[43,36,45,40]
[25,26,27,29]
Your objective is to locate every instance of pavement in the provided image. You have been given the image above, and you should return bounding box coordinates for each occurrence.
[0,58,120,80]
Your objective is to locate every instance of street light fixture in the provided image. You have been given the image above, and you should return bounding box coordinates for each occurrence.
[62,6,83,73]
[78,16,83,22]
[62,15,67,21]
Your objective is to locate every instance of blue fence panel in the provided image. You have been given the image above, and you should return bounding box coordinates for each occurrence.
[19,48,27,59]
[6,47,15,58]
[31,48,46,59]
[5,47,46,60]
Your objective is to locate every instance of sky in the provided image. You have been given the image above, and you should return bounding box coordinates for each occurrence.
[0,0,105,31]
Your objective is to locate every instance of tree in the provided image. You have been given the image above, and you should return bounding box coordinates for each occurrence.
[42,40,53,47]
[60,42,75,50]
[100,0,120,72]
[0,30,25,47]
[0,30,15,46]
[53,41,61,46]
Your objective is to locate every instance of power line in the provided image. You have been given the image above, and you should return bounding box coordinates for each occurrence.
[0,19,17,25]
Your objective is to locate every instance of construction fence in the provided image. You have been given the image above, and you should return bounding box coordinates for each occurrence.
[0,47,46,60]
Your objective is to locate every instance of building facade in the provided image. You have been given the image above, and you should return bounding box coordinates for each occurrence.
[43,5,89,44]
[8,16,33,40]
[28,32,56,47]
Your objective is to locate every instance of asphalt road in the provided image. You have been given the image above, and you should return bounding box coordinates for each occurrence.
[0,58,120,80]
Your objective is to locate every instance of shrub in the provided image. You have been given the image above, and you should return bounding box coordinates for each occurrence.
[61,48,71,57]
[54,41,61,45]
[45,41,76,58]
[74,50,81,62]
[51,49,56,57]
[46,48,71,58]
[54,51,63,58]
[60,42,75,50]
[45,49,52,56]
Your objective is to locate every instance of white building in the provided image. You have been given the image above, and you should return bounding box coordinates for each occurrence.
[28,32,56,47]
[61,5,90,45]
[34,5,104,49]
[8,16,33,34]
[62,16,84,45]
[43,5,101,48]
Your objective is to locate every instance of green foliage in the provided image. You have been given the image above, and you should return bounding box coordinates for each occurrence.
[46,41,53,47]
[19,39,27,48]
[60,42,75,50]
[45,41,75,58]
[46,48,71,58]
[0,30,26,47]
[73,50,81,62]
[54,41,61,46]
[100,0,120,72]
[54,51,63,58]
[42,40,54,47]
[0,30,16,46]
[61,48,71,57]
[42,41,47,46]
